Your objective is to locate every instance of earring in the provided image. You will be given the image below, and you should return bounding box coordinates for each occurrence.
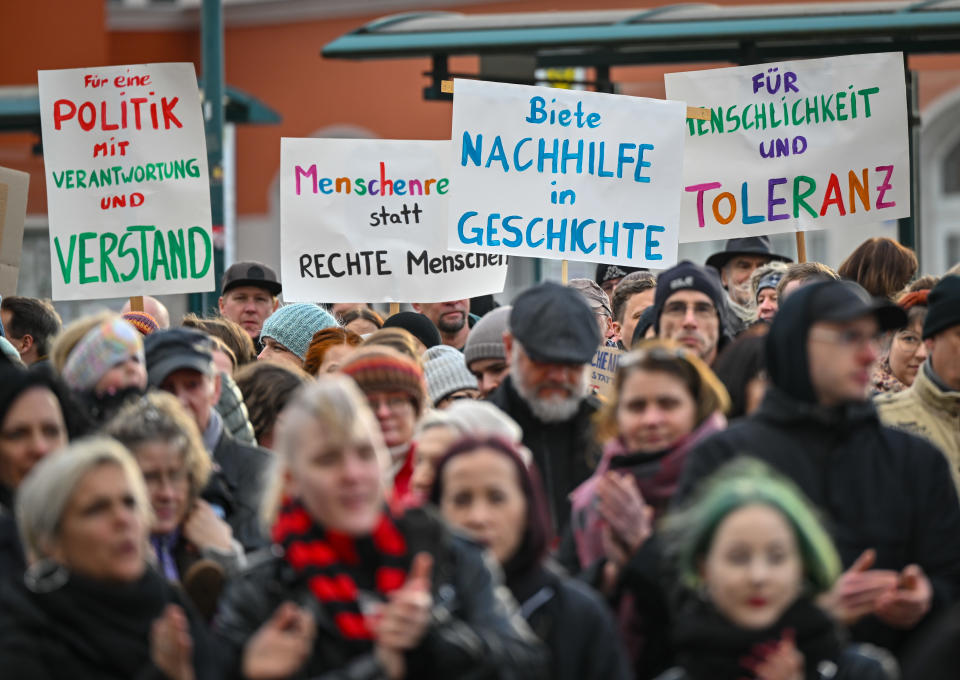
[24,559,69,594]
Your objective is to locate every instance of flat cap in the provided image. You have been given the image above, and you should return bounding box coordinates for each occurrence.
[510,282,601,364]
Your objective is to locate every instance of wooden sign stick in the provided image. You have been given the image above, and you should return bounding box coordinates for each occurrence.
[129,296,144,312]
[561,259,569,285]
[795,232,807,263]
[389,302,400,316]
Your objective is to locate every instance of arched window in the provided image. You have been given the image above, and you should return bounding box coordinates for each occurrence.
[943,136,960,194]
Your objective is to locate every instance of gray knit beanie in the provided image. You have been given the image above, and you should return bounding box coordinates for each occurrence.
[463,306,511,367]
[423,345,479,406]
[260,303,339,360]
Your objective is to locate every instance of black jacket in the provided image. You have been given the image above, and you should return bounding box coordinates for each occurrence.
[489,376,601,532]
[0,566,220,680]
[654,648,893,680]
[205,430,273,551]
[215,507,547,680]
[510,560,631,680]
[0,484,24,584]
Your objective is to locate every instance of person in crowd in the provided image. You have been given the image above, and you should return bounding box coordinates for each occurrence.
[341,307,384,336]
[145,327,272,551]
[363,327,426,366]
[0,337,24,366]
[258,302,339,370]
[214,376,546,680]
[382,311,442,352]
[711,334,768,419]
[611,272,657,350]
[432,435,632,680]
[776,261,840,301]
[121,311,161,336]
[121,295,171,329]
[676,279,960,657]
[876,275,960,488]
[653,262,729,367]
[470,293,500,318]
[0,362,75,582]
[657,460,896,680]
[303,327,363,376]
[341,346,427,504]
[411,400,525,502]
[706,237,792,333]
[0,438,218,679]
[597,263,647,302]
[1,296,62,368]
[218,261,281,350]
[411,299,471,350]
[489,282,602,532]
[631,306,659,347]
[837,237,918,301]
[329,302,371,317]
[464,305,511,397]
[423,345,480,409]
[234,361,309,450]
[105,392,245,618]
[568,278,618,347]
[870,288,931,395]
[750,261,789,322]
[182,314,258,368]
[56,315,148,425]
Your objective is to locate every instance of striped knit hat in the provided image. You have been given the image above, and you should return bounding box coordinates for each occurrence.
[62,317,144,393]
[121,311,160,336]
[340,346,426,416]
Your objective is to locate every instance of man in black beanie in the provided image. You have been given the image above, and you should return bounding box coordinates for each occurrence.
[877,274,960,485]
[676,279,960,659]
[652,261,730,365]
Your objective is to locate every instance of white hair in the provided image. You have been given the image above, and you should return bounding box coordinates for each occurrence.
[509,343,586,423]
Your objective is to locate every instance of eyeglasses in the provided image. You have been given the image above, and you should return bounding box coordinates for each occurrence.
[661,300,716,319]
[808,328,883,349]
[366,394,414,412]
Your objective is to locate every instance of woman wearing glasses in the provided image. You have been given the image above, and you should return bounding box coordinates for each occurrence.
[870,283,935,395]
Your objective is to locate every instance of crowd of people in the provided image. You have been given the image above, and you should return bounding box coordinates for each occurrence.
[0,235,958,679]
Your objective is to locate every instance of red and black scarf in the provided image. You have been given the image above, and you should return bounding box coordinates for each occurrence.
[272,498,411,652]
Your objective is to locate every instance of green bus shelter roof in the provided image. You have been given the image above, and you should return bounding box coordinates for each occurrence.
[323,1,960,66]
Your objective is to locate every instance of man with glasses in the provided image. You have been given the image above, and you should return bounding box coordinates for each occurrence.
[677,279,960,659]
[652,261,730,366]
[489,282,602,532]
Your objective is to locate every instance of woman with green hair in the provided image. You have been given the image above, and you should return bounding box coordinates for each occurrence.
[655,460,896,680]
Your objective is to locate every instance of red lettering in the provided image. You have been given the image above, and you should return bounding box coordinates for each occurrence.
[77,102,96,131]
[99,101,118,131]
[819,172,846,217]
[53,99,77,130]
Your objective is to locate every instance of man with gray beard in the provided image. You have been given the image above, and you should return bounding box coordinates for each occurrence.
[489,282,603,532]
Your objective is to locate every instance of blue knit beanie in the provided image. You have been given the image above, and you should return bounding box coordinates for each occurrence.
[260,304,339,360]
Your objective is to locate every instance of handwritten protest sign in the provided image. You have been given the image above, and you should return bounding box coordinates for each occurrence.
[38,63,213,300]
[448,79,686,268]
[665,52,909,243]
[281,138,508,303]
[589,346,623,401]
[0,166,29,297]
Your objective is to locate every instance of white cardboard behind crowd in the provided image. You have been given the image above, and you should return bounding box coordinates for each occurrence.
[0,166,28,299]
[280,138,508,303]
[666,52,910,243]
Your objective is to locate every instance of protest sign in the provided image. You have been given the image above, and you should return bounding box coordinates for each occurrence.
[589,346,623,401]
[448,79,686,268]
[0,166,29,298]
[38,63,213,300]
[665,52,909,243]
[281,138,508,303]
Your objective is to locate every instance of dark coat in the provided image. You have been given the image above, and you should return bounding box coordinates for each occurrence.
[511,561,631,680]
[0,567,220,680]
[0,484,25,584]
[677,386,960,655]
[654,648,893,680]
[489,375,601,532]
[215,507,548,680]
[205,430,273,551]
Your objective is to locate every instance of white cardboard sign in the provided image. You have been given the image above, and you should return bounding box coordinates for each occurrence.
[665,52,909,243]
[0,166,29,298]
[281,138,508,303]
[448,79,686,268]
[38,63,214,300]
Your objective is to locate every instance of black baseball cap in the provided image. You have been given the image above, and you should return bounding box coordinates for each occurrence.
[510,282,601,364]
[144,328,216,387]
[807,280,906,331]
[221,261,281,296]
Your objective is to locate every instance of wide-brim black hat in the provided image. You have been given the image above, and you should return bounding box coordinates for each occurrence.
[705,236,793,271]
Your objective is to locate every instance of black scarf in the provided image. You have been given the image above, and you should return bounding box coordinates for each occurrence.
[673,597,842,680]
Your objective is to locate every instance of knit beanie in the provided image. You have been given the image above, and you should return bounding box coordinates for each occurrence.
[62,318,144,393]
[423,345,479,406]
[383,311,442,349]
[653,260,726,333]
[121,311,160,336]
[923,275,960,339]
[260,303,339,360]
[341,347,427,416]
[463,306,511,366]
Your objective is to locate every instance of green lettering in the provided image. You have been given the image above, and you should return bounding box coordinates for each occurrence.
[78,232,98,284]
[117,232,140,282]
[126,225,156,281]
[151,231,171,280]
[793,175,818,218]
[167,229,186,279]
[99,232,120,283]
[54,235,77,284]
[188,226,212,278]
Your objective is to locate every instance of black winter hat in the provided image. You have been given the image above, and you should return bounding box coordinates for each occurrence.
[510,282,601,364]
[923,275,960,340]
[383,312,442,349]
[653,261,726,333]
[595,263,646,286]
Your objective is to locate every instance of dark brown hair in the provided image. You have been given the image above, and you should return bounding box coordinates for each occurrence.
[234,361,310,446]
[837,237,918,300]
[182,314,257,367]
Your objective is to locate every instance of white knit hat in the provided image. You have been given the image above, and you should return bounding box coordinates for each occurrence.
[423,345,478,406]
